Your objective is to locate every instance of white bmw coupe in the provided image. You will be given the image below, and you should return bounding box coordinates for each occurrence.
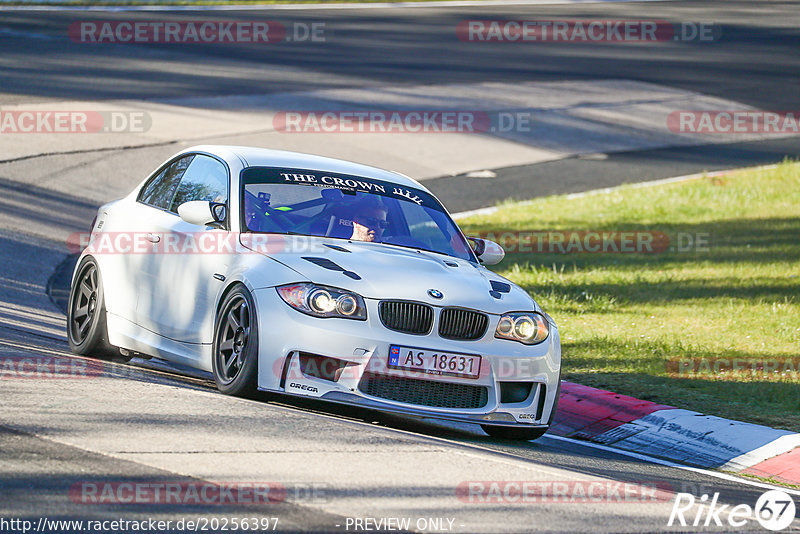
[67,146,561,440]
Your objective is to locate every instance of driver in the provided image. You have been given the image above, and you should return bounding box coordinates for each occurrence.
[349,198,388,242]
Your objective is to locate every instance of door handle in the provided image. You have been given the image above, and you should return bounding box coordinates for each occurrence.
[146,233,161,243]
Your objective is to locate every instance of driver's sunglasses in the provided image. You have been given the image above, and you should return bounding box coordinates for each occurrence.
[356,215,389,229]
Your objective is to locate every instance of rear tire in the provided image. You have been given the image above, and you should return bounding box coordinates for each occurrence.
[212,285,259,397]
[66,256,130,362]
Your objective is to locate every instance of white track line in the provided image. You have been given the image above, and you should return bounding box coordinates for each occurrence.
[0,0,667,11]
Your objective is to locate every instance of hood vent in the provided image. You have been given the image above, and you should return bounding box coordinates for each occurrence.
[323,244,351,253]
[490,280,511,293]
[301,256,360,280]
[489,280,511,299]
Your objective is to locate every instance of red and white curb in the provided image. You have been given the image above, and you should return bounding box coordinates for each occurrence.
[551,382,800,486]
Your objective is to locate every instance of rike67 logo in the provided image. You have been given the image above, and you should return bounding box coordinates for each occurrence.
[668,490,797,531]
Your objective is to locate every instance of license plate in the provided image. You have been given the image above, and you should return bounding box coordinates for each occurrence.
[388,345,481,379]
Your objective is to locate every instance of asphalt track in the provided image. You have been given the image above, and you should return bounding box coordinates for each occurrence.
[2,0,800,209]
[1,1,800,532]
[2,0,800,108]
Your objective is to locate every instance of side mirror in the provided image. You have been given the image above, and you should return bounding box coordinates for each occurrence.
[178,201,226,228]
[467,237,505,265]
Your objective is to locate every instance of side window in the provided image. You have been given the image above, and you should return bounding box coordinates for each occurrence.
[169,155,228,214]
[139,155,195,210]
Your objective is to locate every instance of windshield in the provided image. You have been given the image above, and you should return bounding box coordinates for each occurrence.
[241,167,476,262]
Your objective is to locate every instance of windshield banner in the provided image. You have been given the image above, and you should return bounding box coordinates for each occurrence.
[241,167,440,210]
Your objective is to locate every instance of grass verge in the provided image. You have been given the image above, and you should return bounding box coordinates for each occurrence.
[459,161,800,432]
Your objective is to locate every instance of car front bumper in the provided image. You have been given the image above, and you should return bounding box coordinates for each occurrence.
[253,288,561,427]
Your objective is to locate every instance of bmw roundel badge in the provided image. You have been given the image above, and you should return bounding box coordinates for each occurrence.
[427,289,443,299]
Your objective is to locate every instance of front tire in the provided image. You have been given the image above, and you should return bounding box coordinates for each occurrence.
[212,286,259,397]
[66,256,129,361]
[482,378,561,441]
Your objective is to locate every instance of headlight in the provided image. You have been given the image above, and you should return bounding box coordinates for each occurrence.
[309,289,335,313]
[277,283,367,320]
[495,312,549,345]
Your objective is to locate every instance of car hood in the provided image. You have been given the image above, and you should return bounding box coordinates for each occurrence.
[244,237,537,314]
